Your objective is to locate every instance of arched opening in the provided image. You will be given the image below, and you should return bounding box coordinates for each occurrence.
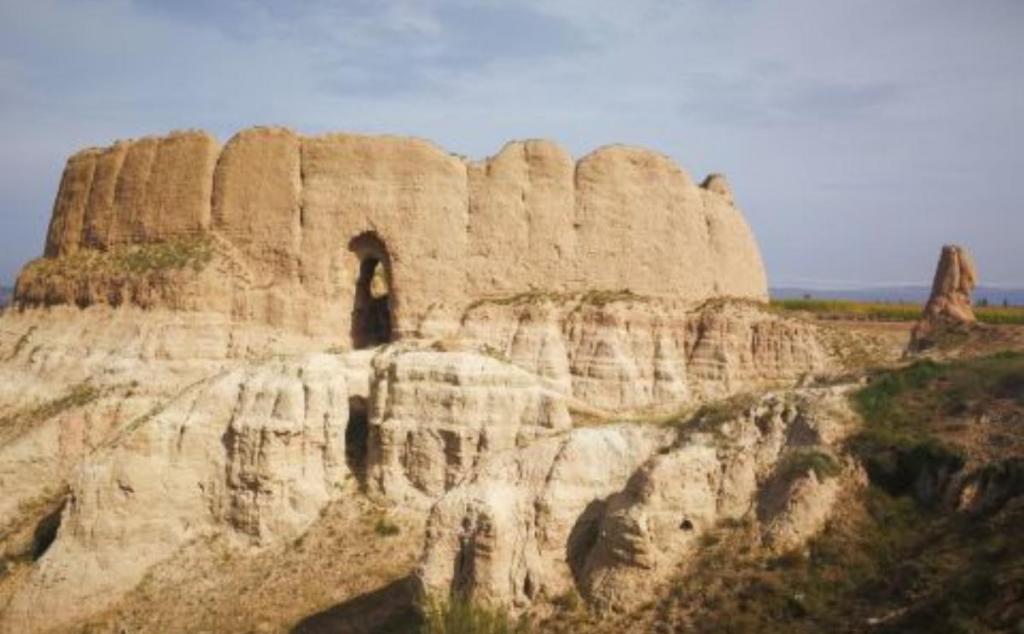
[349,232,394,349]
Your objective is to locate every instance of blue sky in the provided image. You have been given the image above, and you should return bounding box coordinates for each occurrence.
[0,0,1021,288]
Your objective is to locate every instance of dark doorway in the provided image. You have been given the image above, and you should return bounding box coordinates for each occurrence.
[346,396,369,488]
[349,233,393,349]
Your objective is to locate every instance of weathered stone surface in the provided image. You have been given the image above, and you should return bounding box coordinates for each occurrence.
[460,297,833,411]
[43,149,97,257]
[44,131,219,257]
[22,128,768,344]
[466,140,577,298]
[417,388,860,612]
[365,347,572,508]
[417,425,668,608]
[911,244,979,349]
[922,244,978,324]
[1,353,352,632]
[211,126,302,284]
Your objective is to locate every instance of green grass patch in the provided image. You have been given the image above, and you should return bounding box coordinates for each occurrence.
[654,485,1024,632]
[0,382,102,442]
[667,392,761,440]
[771,298,1024,325]
[771,298,923,322]
[420,596,526,634]
[776,450,842,482]
[374,518,401,537]
[20,237,214,280]
[849,352,1024,501]
[114,239,214,274]
[853,352,1024,430]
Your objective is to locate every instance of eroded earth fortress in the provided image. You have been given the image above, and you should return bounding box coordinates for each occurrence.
[0,128,891,632]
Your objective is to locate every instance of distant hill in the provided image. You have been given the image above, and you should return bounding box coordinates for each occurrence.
[0,286,11,308]
[771,285,1024,307]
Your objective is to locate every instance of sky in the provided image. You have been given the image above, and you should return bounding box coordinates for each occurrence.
[0,0,1021,289]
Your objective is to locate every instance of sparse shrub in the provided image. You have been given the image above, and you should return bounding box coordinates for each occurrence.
[717,516,751,531]
[16,238,214,295]
[0,381,102,441]
[769,548,807,570]
[699,532,721,548]
[672,392,760,438]
[115,238,213,274]
[374,517,400,537]
[849,353,1024,501]
[420,596,526,634]
[550,588,582,613]
[852,360,943,427]
[777,450,841,482]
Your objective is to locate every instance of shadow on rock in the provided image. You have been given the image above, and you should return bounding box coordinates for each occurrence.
[291,576,420,634]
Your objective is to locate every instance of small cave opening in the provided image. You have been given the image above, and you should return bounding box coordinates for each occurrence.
[350,232,393,349]
[566,498,608,584]
[679,518,694,531]
[32,501,66,561]
[346,396,369,488]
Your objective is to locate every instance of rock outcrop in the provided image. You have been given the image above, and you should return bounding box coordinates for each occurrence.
[458,296,832,411]
[922,244,978,325]
[911,244,978,350]
[1,354,356,632]
[16,128,768,346]
[365,347,572,507]
[0,128,891,632]
[0,301,871,632]
[417,388,860,612]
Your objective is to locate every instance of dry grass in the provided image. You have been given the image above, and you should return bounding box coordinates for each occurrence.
[420,597,527,634]
[465,289,648,312]
[20,238,214,280]
[0,382,102,444]
[79,498,425,633]
[772,298,1024,325]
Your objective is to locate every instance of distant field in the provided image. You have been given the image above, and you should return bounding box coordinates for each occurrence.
[771,298,1024,325]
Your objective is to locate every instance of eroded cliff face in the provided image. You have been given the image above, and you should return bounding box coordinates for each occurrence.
[417,388,860,612]
[0,128,871,632]
[457,296,832,411]
[17,128,767,345]
[0,297,873,632]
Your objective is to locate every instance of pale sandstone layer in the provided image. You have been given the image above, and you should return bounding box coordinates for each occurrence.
[459,296,832,411]
[0,300,880,632]
[18,128,767,344]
